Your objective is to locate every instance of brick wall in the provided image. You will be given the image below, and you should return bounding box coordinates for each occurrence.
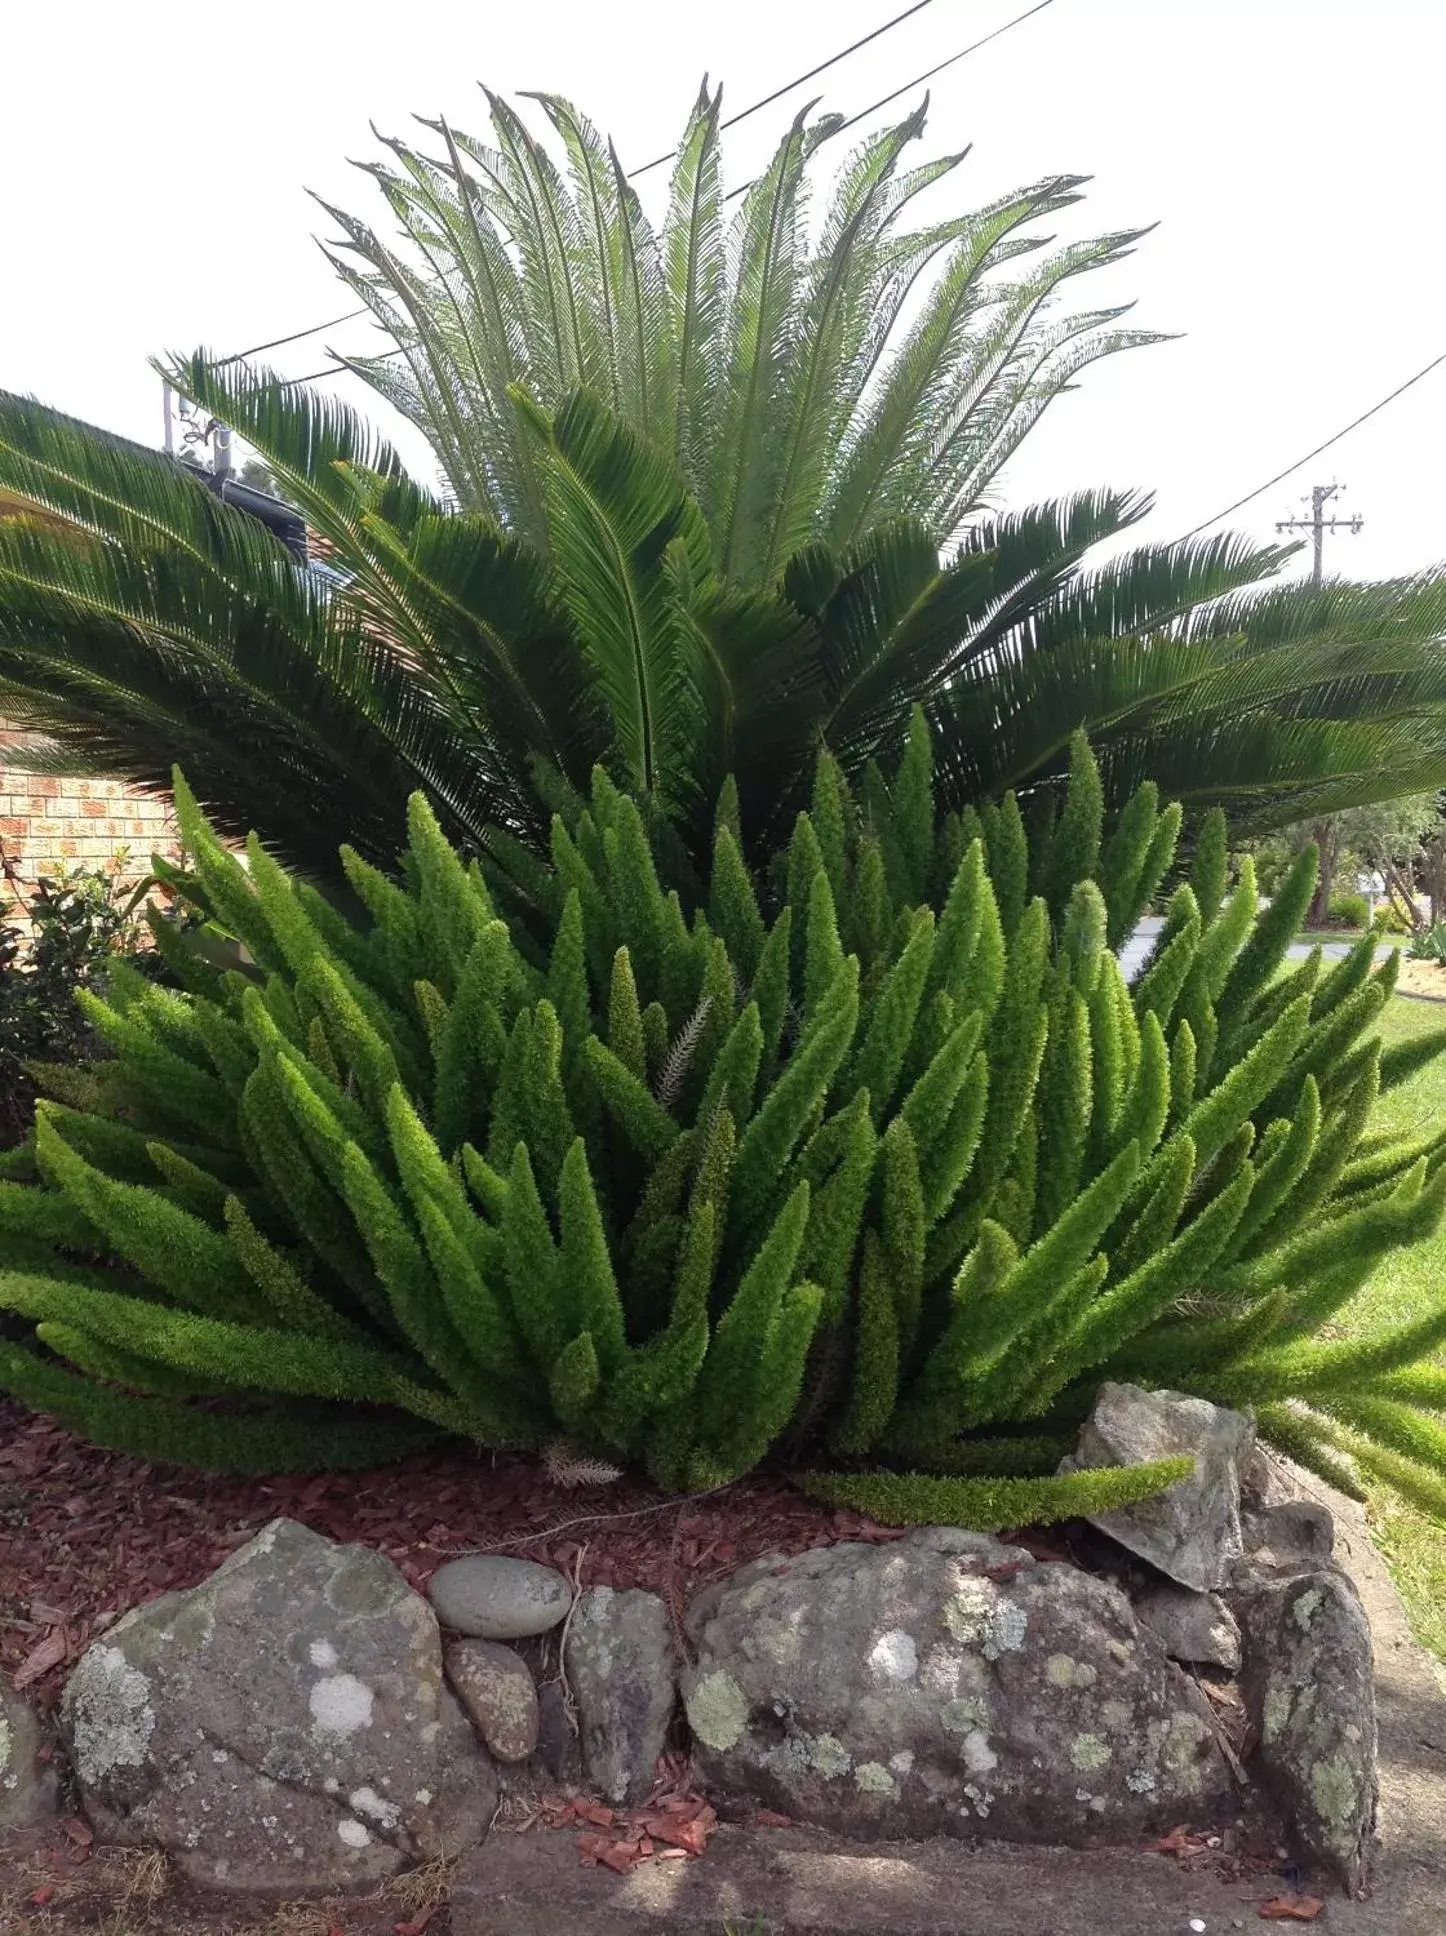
[0,729,179,903]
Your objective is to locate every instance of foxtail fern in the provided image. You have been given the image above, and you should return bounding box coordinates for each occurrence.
[3,730,1445,1528]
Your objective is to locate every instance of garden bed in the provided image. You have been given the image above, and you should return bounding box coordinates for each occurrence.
[1391,954,1446,1002]
[0,1398,907,1707]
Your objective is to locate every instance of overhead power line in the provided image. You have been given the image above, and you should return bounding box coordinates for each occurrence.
[211,0,1060,383]
[629,0,939,176]
[1177,350,1446,542]
[281,363,355,388]
[213,307,372,367]
[832,0,1056,134]
[212,0,949,368]
[721,0,1055,201]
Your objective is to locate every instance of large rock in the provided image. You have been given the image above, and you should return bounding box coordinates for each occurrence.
[1,1687,58,1834]
[1244,1500,1336,1572]
[428,1556,572,1640]
[565,1587,677,1805]
[682,1529,1232,1845]
[60,1518,494,1895]
[1132,1584,1241,1672]
[1062,1383,1254,1591]
[447,1640,540,1763]
[1236,1565,1377,1888]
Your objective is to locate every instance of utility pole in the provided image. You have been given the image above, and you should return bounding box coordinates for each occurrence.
[1276,482,1363,587]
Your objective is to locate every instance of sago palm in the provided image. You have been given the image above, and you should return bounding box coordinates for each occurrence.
[320,87,1162,584]
[3,368,1446,887]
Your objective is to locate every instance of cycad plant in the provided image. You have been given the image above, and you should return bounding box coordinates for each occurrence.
[4,730,1446,1526]
[4,373,1446,889]
[319,88,1161,581]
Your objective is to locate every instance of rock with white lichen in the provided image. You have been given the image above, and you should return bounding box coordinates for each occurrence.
[1062,1383,1255,1592]
[0,1687,58,1834]
[681,1529,1233,1845]
[564,1587,677,1804]
[1235,1565,1377,1889]
[58,1518,495,1895]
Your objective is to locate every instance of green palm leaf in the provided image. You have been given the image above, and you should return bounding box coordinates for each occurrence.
[518,387,714,810]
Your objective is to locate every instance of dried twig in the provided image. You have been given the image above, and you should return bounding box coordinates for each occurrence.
[435,1483,736,1558]
[555,1540,590,1727]
[1189,1668,1251,1787]
[654,996,713,1107]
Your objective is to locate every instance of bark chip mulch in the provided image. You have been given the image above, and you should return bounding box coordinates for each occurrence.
[0,1399,907,1703]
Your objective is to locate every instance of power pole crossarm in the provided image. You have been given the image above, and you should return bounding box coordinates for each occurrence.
[1276,482,1364,587]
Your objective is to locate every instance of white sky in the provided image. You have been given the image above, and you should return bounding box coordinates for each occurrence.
[4,0,1444,585]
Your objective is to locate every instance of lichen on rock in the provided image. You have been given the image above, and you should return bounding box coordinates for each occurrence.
[684,1669,749,1752]
[1235,1563,1377,1888]
[0,1689,58,1833]
[683,1529,1230,1845]
[57,1518,494,1897]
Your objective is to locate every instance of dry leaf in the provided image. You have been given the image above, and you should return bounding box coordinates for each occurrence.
[755,1808,793,1828]
[13,1627,69,1690]
[1259,1897,1324,1922]
[651,1816,709,1857]
[30,1886,56,1906]
[1146,1825,1202,1856]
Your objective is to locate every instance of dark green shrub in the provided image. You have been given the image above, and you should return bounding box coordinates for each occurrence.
[1327,891,1371,930]
[3,731,1446,1528]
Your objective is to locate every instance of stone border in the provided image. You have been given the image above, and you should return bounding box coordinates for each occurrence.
[452,1461,1446,1936]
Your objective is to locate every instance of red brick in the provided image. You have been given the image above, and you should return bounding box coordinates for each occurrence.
[79,799,108,818]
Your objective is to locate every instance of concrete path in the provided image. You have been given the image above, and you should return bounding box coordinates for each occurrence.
[452,1474,1446,1936]
[1118,916,1391,983]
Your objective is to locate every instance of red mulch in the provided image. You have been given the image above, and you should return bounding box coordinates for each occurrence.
[0,1399,906,1705]
[518,1751,721,1877]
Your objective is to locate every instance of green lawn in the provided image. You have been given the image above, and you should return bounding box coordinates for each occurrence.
[1340,996,1446,1658]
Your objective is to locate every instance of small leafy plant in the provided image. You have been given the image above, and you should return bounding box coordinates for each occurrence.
[1408,922,1446,964]
[2,730,1446,1527]
[0,854,148,1146]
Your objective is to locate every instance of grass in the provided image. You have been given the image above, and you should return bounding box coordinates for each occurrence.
[1339,994,1446,1660]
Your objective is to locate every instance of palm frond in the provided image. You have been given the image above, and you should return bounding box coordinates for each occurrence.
[713,105,814,582]
[519,388,714,812]
[662,84,727,494]
[321,94,1159,588]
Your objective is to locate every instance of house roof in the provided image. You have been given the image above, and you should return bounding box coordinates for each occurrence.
[0,402,309,565]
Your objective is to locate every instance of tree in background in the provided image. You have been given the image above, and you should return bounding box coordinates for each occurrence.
[236,455,293,504]
[1253,795,1445,929]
